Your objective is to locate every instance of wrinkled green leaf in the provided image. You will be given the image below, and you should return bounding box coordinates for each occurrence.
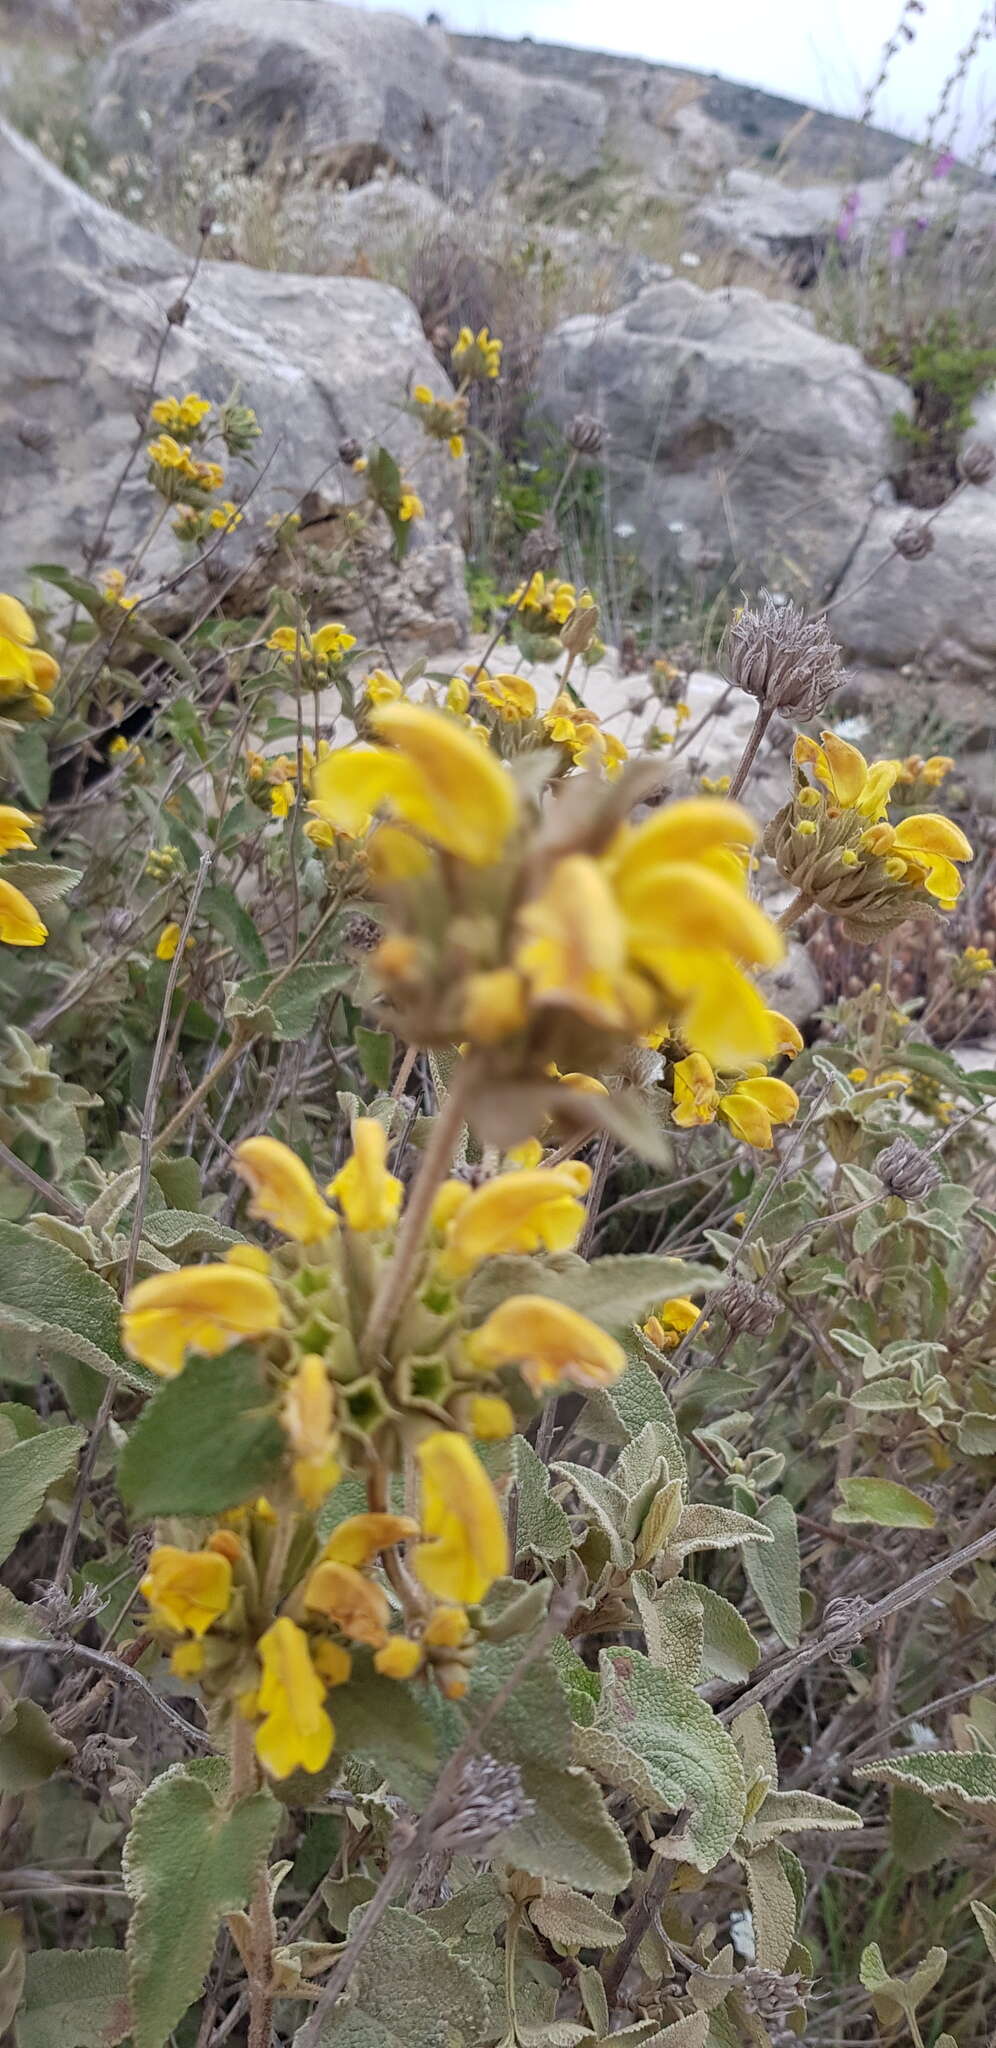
[225,961,353,1041]
[18,1950,131,2048]
[741,1495,801,1648]
[0,1699,74,1792]
[309,1904,489,2048]
[118,1349,284,1516]
[834,1478,936,1529]
[0,1425,84,1564]
[583,1648,746,1872]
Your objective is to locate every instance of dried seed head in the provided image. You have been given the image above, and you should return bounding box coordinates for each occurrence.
[959,439,996,486]
[520,514,561,577]
[875,1134,942,1201]
[823,1593,872,1664]
[893,516,934,561]
[567,412,606,457]
[725,595,844,719]
[740,1966,810,2039]
[338,437,364,468]
[720,1275,780,1336]
[560,601,600,656]
[433,1754,533,1853]
[343,912,383,953]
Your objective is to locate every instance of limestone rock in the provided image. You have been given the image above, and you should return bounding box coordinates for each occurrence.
[536,279,910,602]
[89,1,607,200]
[0,120,467,640]
[830,490,996,678]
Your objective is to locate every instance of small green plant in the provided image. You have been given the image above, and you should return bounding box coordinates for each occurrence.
[872,313,996,505]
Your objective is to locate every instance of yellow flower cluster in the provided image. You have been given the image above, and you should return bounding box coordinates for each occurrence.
[671,1041,800,1150]
[411,383,468,460]
[452,324,502,382]
[150,391,212,438]
[792,732,973,911]
[306,702,783,1072]
[543,692,628,777]
[101,568,140,611]
[507,572,587,633]
[267,622,357,670]
[0,805,47,948]
[0,593,60,721]
[642,1296,706,1352]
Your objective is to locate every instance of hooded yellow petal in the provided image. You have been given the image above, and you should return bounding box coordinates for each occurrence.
[671,1052,720,1128]
[516,855,630,1029]
[234,1136,337,1244]
[371,701,519,864]
[320,1512,418,1567]
[308,746,427,839]
[0,595,36,645]
[618,861,783,972]
[0,806,36,855]
[412,1431,507,1604]
[466,1294,624,1394]
[815,731,871,808]
[303,1559,390,1646]
[327,1118,404,1231]
[734,1075,799,1124]
[440,1168,587,1276]
[660,952,779,1072]
[121,1262,283,1376]
[719,1093,774,1148]
[765,1009,804,1057]
[610,798,757,890]
[141,1545,232,1636]
[255,1618,334,1778]
[893,813,973,863]
[0,875,47,947]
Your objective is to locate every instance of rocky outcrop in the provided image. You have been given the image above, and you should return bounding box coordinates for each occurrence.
[0,120,467,640]
[831,491,996,677]
[89,1,607,200]
[695,164,996,280]
[536,280,910,601]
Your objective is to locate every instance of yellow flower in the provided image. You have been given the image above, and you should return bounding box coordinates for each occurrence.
[412,384,434,405]
[643,1297,705,1351]
[319,1513,418,1567]
[327,1118,404,1231]
[311,1640,353,1687]
[254,1618,335,1779]
[282,1355,341,1509]
[466,1295,624,1394]
[449,435,464,459]
[439,1166,590,1277]
[121,1262,283,1376]
[848,1066,868,1084]
[156,921,188,961]
[672,1052,721,1128]
[374,1636,424,1680]
[308,702,520,867]
[460,967,528,1044]
[151,392,212,432]
[547,1064,609,1097]
[452,325,503,381]
[102,568,140,609]
[503,1137,545,1170]
[312,622,357,661]
[398,490,424,522]
[364,669,404,706]
[270,782,293,819]
[765,1009,804,1057]
[412,1431,507,1604]
[445,675,470,714]
[468,1393,516,1439]
[235,1136,337,1244]
[516,854,636,1032]
[423,1605,470,1648]
[794,732,900,822]
[140,1545,232,1636]
[208,500,243,530]
[171,1640,205,1678]
[0,872,46,947]
[860,813,973,909]
[477,672,537,722]
[719,1071,799,1149]
[0,593,60,714]
[304,817,336,849]
[0,807,36,855]
[304,1560,390,1647]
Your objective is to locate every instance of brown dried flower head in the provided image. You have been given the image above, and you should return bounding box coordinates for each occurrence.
[725,595,845,719]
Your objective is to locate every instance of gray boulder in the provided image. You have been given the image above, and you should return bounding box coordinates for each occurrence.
[536,279,910,600]
[831,490,996,678]
[89,0,607,200]
[694,163,996,280]
[0,120,467,641]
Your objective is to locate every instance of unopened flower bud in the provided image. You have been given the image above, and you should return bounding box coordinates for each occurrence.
[720,1275,779,1336]
[959,439,996,486]
[432,1754,533,1853]
[740,1966,809,2031]
[893,516,934,561]
[875,1134,941,1201]
[726,595,844,719]
[520,514,560,577]
[560,602,600,656]
[567,412,606,457]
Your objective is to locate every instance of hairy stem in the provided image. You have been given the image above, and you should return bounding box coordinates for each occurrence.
[360,1055,475,1367]
[726,702,773,801]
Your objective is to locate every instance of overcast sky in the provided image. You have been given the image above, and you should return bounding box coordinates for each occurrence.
[366,0,996,158]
